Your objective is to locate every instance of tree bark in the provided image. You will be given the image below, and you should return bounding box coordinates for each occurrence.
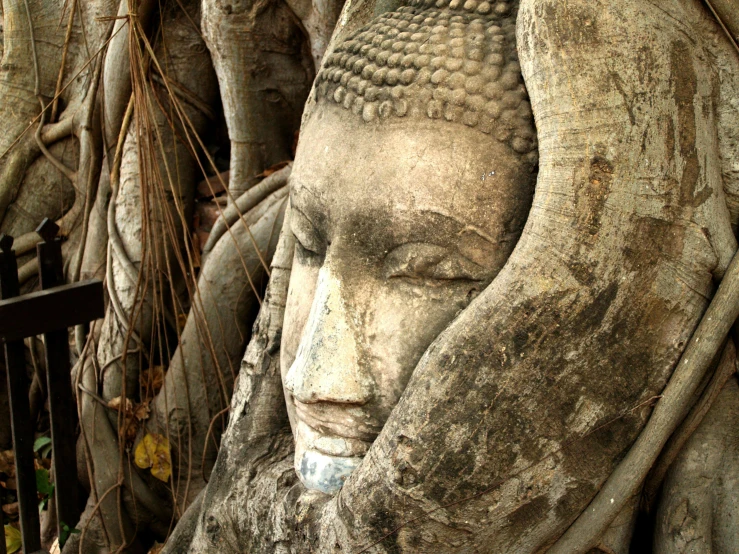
[165,1,739,552]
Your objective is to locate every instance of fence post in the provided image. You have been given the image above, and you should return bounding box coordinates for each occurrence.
[0,235,42,554]
[35,220,80,540]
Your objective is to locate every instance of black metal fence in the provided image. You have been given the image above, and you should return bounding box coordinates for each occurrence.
[0,220,104,554]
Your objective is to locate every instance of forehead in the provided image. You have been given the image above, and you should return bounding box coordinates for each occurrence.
[290,103,526,236]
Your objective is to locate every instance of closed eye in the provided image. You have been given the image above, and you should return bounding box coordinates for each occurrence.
[290,207,325,259]
[383,243,489,283]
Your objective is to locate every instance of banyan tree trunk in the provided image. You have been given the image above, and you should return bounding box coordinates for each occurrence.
[63,0,321,551]
[0,0,333,550]
[2,0,737,551]
[162,0,739,552]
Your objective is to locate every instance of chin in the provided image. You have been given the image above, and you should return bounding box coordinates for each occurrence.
[296,448,364,494]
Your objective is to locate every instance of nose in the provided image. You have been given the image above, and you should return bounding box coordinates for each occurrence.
[285,265,375,405]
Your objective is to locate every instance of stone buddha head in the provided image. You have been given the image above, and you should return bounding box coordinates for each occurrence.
[281,0,537,494]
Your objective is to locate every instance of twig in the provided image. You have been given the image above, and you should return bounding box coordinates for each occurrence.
[78,383,111,408]
[23,0,79,201]
[202,165,291,255]
[77,481,124,552]
[150,72,216,121]
[70,49,107,285]
[105,97,147,351]
[201,406,230,484]
[641,337,738,511]
[132,27,256,519]
[74,331,115,553]
[52,0,78,122]
[23,0,40,98]
[138,32,272,281]
[705,0,739,56]
[106,111,180,330]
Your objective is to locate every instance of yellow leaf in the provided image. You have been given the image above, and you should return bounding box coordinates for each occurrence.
[134,433,171,483]
[5,524,21,553]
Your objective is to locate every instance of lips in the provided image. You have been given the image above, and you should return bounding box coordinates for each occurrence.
[293,401,382,457]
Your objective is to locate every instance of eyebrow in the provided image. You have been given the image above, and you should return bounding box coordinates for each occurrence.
[291,184,502,254]
[413,206,499,246]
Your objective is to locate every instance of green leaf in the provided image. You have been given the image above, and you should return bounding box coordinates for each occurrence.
[5,524,21,554]
[35,468,54,497]
[59,521,80,548]
[40,443,52,459]
[33,436,51,453]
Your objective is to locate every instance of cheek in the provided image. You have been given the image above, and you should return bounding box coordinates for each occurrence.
[360,281,477,413]
[281,257,320,381]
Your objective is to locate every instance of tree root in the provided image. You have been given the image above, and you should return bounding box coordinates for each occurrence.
[202,164,291,256]
[9,107,95,259]
[17,255,38,285]
[548,247,739,554]
[152,187,288,512]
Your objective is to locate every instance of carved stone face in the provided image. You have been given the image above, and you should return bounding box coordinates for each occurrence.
[280,100,535,493]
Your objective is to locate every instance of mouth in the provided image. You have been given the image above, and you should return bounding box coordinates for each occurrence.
[293,402,382,457]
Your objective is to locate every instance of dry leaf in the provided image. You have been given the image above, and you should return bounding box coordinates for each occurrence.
[0,451,14,477]
[108,397,146,443]
[50,538,60,554]
[196,171,228,198]
[148,542,164,554]
[2,502,17,517]
[140,366,165,398]
[108,396,133,414]
[122,417,140,444]
[191,233,202,267]
[194,200,221,254]
[195,229,210,255]
[256,160,290,179]
[134,402,151,421]
[134,433,171,482]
